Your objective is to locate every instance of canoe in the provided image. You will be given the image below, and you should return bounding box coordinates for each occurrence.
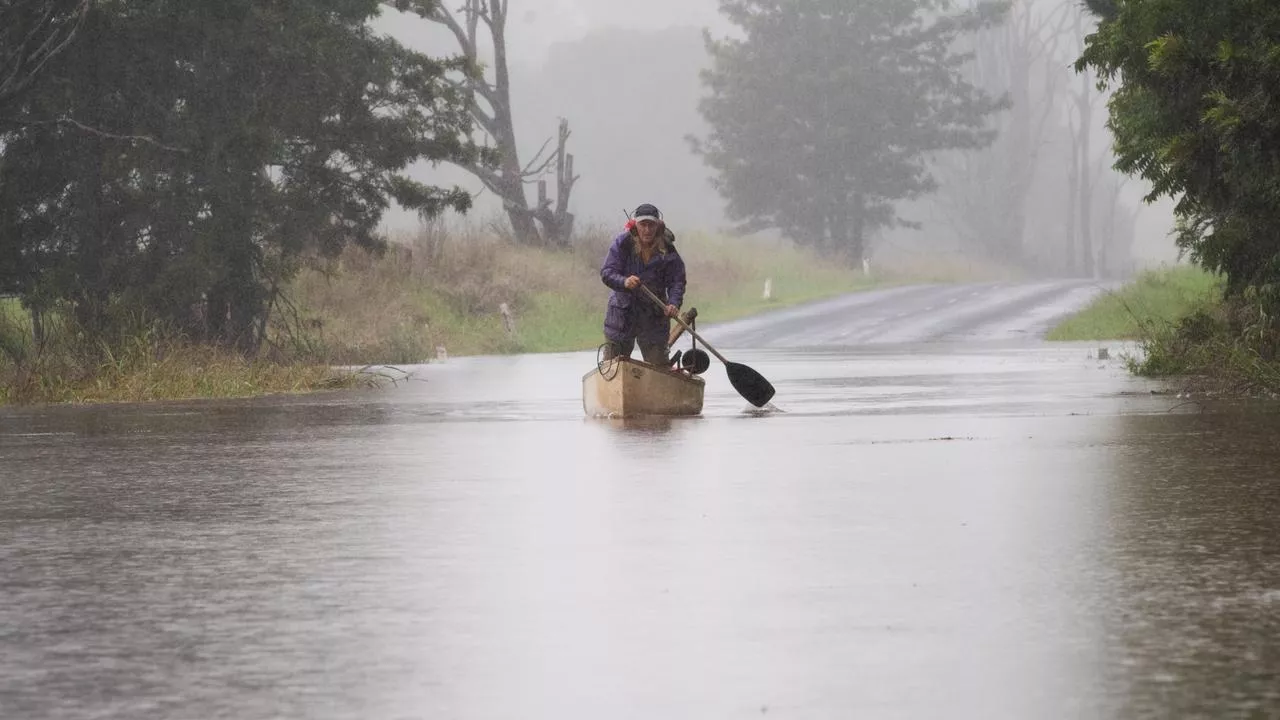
[582,356,705,418]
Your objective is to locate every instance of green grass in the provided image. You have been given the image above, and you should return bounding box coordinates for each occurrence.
[286,227,883,361]
[1125,286,1280,396]
[1046,264,1223,341]
[512,233,879,353]
[0,223,1011,405]
[516,291,605,353]
[1045,262,1280,396]
[669,232,880,324]
[0,337,367,406]
[0,297,23,322]
[1,299,368,406]
[0,298,33,374]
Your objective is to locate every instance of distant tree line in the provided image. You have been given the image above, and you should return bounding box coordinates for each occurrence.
[0,0,482,353]
[931,0,1141,279]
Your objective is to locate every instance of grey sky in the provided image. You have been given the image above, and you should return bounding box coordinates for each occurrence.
[370,0,1178,267]
[375,0,729,65]
[371,1,734,234]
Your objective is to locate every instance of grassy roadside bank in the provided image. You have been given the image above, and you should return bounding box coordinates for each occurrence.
[1045,265,1222,342]
[1046,263,1280,395]
[0,307,367,406]
[286,224,909,364]
[2,223,1012,406]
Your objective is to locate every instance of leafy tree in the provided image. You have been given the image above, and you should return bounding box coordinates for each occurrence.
[0,0,480,350]
[693,0,1008,262]
[1077,0,1280,297]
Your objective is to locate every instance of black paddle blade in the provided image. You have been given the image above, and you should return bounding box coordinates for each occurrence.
[726,361,775,407]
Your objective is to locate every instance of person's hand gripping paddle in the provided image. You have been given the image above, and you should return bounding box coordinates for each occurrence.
[637,284,775,408]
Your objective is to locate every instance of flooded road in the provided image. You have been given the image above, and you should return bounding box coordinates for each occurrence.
[4,284,1280,719]
[703,278,1117,346]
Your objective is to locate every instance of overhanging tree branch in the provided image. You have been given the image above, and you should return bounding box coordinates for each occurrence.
[2,115,188,153]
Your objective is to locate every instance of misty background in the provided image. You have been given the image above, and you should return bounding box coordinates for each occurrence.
[372,0,1179,276]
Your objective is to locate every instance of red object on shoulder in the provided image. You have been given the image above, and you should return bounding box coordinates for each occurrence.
[624,218,666,233]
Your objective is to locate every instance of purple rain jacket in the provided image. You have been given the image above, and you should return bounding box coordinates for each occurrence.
[600,229,687,344]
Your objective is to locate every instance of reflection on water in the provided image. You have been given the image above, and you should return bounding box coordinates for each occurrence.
[1102,410,1280,716]
[2,343,1278,718]
[595,416,679,433]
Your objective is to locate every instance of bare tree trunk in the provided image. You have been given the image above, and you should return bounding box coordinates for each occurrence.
[1067,9,1098,279]
[71,133,111,341]
[405,0,578,247]
[1065,114,1080,276]
[1077,68,1096,279]
[850,194,866,265]
[1002,46,1030,258]
[932,0,1074,268]
[205,146,265,353]
[823,210,840,260]
[1098,174,1132,278]
[531,118,579,248]
[484,3,538,244]
[29,306,45,350]
[827,191,865,264]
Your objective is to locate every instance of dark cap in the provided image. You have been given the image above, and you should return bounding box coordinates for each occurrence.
[632,203,661,223]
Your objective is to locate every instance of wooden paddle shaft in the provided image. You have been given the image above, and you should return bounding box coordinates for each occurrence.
[638,285,730,365]
[638,283,775,408]
[667,307,697,346]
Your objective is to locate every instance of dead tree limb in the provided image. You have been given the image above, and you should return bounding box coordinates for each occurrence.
[392,0,578,247]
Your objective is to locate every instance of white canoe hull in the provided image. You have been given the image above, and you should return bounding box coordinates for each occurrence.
[582,356,705,418]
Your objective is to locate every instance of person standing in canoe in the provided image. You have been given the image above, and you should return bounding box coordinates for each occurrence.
[599,203,686,366]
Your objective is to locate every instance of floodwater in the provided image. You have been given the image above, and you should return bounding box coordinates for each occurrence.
[3,340,1280,719]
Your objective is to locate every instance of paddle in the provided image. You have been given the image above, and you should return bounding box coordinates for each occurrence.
[637,283,776,408]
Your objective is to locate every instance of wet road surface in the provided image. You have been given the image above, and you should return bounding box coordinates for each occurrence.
[3,282,1280,719]
[704,278,1116,347]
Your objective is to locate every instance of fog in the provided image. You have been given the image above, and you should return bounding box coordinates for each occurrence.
[371,2,734,234]
[373,1,1180,276]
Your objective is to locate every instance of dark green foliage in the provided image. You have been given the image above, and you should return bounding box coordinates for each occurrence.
[0,0,89,111]
[0,0,479,351]
[1077,0,1280,304]
[693,0,1008,261]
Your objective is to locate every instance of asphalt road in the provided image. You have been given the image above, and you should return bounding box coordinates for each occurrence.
[704,279,1116,348]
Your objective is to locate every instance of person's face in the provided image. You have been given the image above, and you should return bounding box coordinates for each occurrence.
[636,219,659,243]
